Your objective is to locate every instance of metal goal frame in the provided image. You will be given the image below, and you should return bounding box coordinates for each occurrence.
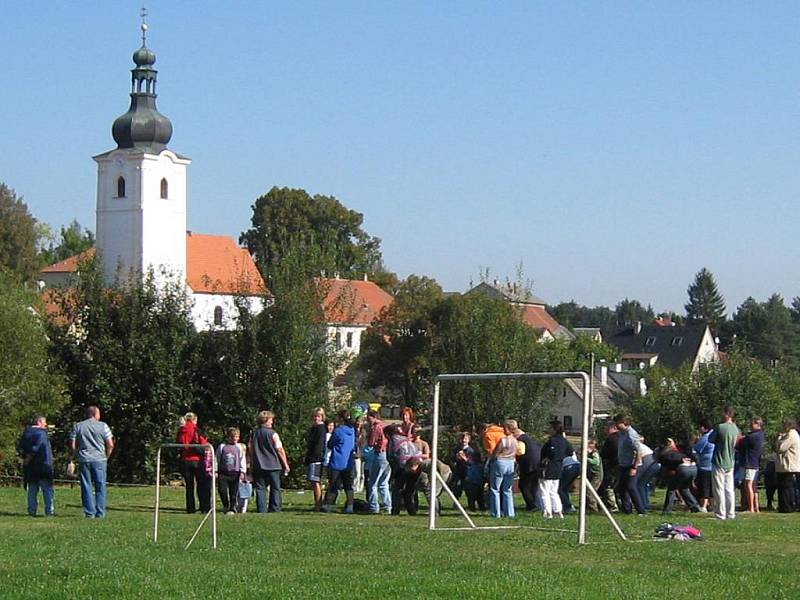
[154,443,218,550]
[427,371,626,544]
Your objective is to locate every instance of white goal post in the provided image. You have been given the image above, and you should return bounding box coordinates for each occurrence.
[428,371,626,545]
[153,443,218,550]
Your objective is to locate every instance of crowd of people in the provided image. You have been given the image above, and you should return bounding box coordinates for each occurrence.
[17,403,800,522]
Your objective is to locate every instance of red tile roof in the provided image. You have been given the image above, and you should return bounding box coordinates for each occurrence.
[186,233,264,295]
[518,304,561,335]
[39,234,264,296]
[319,278,393,326]
[40,248,95,273]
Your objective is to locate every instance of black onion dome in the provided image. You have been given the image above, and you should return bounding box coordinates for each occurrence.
[112,98,173,151]
[112,37,172,152]
[133,44,156,67]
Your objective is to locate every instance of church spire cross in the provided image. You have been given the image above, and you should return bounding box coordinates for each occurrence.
[140,6,149,45]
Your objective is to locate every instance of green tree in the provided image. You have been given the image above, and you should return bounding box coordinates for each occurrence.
[426,293,565,433]
[359,275,444,407]
[626,349,792,448]
[243,241,334,481]
[732,294,798,366]
[0,183,41,282]
[549,300,616,330]
[48,258,198,483]
[685,267,726,330]
[0,270,66,474]
[614,298,655,327]
[39,220,95,266]
[240,186,382,285]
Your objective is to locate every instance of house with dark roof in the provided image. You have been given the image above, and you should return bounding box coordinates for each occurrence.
[604,323,718,371]
[465,281,573,341]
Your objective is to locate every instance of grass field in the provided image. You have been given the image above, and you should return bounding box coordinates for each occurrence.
[1,483,799,599]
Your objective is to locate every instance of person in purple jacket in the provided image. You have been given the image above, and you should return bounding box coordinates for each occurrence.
[742,417,765,513]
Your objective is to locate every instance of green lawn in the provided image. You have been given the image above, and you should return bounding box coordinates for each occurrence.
[1,483,798,599]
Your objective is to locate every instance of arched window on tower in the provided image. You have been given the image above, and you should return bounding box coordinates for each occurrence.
[213,306,223,327]
[116,176,126,198]
[160,178,168,199]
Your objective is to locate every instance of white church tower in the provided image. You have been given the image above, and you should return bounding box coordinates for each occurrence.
[94,18,190,286]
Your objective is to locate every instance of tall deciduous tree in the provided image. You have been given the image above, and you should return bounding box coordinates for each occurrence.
[48,258,197,483]
[240,186,382,284]
[0,183,41,282]
[39,220,95,266]
[0,270,66,474]
[359,275,444,407]
[685,268,726,329]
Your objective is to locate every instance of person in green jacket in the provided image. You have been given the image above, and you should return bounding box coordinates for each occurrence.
[709,406,741,521]
[586,439,604,511]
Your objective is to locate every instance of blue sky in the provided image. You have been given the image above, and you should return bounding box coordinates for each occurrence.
[4,2,799,314]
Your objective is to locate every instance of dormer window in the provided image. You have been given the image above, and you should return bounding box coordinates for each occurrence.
[671,336,684,347]
[645,336,657,346]
[116,176,126,198]
[160,178,168,199]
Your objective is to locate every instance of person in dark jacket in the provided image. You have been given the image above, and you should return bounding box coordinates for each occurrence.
[17,414,54,517]
[599,422,620,512]
[305,407,327,511]
[512,423,541,511]
[250,410,291,513]
[742,417,765,513]
[538,420,574,519]
[658,438,701,514]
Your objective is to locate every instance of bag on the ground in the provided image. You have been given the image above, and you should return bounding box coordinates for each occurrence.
[654,522,704,541]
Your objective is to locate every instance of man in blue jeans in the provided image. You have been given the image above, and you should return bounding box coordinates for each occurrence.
[366,410,392,514]
[18,414,55,516]
[69,406,114,518]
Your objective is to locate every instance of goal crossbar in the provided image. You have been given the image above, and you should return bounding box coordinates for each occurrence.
[154,443,218,550]
[428,371,627,544]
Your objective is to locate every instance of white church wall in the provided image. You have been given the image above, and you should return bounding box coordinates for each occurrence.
[192,292,265,332]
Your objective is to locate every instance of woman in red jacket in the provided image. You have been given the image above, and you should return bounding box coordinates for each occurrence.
[177,413,211,513]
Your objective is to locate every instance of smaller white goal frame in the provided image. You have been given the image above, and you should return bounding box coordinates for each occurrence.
[154,443,218,550]
[428,371,627,544]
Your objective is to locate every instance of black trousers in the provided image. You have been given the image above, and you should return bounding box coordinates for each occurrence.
[218,472,240,512]
[183,461,212,513]
[777,472,796,513]
[390,469,419,515]
[518,471,539,511]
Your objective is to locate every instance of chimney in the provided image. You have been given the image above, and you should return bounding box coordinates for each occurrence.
[595,361,608,387]
[334,272,340,280]
[634,321,642,334]
[363,273,368,281]
[611,362,622,373]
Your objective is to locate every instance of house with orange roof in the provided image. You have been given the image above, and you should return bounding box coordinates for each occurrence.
[319,276,393,360]
[38,27,264,331]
